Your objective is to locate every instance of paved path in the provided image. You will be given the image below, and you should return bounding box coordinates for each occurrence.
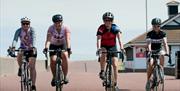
[0,59,180,91]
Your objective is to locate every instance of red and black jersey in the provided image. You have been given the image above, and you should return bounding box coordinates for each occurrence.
[96,24,121,47]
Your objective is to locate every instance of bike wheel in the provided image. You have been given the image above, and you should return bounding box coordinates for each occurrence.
[105,66,115,91]
[55,64,63,91]
[150,67,158,91]
[26,68,32,91]
[21,65,25,91]
[21,72,25,91]
[157,67,164,91]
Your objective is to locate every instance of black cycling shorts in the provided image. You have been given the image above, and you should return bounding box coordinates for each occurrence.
[19,47,37,58]
[49,44,67,56]
[101,45,118,57]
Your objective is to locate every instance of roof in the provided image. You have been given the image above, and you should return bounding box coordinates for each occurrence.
[161,13,180,29]
[125,12,180,47]
[166,0,180,6]
[125,29,180,47]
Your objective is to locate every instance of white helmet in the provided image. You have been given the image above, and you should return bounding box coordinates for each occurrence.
[21,17,30,23]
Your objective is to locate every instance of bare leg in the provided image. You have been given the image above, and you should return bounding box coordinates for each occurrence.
[100,48,107,71]
[17,53,23,68]
[147,58,154,81]
[29,57,36,86]
[50,55,57,78]
[61,51,69,77]
[112,57,118,83]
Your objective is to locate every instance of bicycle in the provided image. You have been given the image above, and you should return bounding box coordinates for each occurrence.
[147,50,169,91]
[98,50,122,91]
[7,48,32,91]
[43,48,65,91]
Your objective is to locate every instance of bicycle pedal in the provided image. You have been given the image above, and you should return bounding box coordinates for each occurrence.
[102,82,106,86]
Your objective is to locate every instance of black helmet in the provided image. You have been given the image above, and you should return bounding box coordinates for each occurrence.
[102,12,114,20]
[52,14,63,23]
[151,18,161,25]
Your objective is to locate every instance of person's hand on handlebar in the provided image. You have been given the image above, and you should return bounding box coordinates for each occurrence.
[96,48,101,56]
[67,48,72,58]
[43,48,48,54]
[121,49,126,54]
[7,46,16,57]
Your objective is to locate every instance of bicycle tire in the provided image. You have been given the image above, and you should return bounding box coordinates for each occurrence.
[150,66,157,91]
[56,64,63,91]
[105,65,115,91]
[21,64,26,91]
[26,67,32,91]
[157,66,164,91]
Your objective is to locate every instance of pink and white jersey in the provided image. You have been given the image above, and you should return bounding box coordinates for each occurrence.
[48,25,70,45]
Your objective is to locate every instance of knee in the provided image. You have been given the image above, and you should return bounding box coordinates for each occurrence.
[50,60,56,66]
[112,63,117,69]
[62,52,69,61]
[29,63,35,70]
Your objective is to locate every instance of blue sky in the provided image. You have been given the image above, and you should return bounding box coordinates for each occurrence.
[1,0,179,60]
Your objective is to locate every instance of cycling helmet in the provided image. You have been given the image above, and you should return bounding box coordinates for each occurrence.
[21,17,30,23]
[151,18,161,25]
[52,14,63,23]
[102,12,114,20]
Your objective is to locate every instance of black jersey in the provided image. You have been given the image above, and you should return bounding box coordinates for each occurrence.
[146,30,166,50]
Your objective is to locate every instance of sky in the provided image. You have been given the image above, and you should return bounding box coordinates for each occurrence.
[1,0,180,60]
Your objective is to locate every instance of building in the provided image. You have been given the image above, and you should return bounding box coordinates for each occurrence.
[124,1,180,72]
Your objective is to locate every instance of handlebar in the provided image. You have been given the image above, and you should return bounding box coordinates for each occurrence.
[148,50,169,57]
[43,48,66,70]
[101,51,122,54]
[7,48,34,57]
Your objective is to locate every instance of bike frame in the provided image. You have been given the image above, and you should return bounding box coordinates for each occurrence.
[21,52,32,91]
[150,52,165,91]
[55,49,64,91]
[8,49,32,91]
[44,48,65,91]
[101,50,121,91]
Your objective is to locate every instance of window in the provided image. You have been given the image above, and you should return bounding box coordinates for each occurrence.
[126,47,133,61]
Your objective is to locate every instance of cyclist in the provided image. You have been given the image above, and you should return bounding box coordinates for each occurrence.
[96,12,125,86]
[43,14,71,87]
[145,18,169,90]
[9,17,37,91]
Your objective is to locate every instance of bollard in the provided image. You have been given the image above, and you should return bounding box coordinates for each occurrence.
[175,51,180,79]
[84,62,87,72]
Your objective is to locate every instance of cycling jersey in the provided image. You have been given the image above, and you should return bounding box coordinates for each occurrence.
[96,24,121,47]
[146,30,166,50]
[47,25,70,46]
[12,27,36,49]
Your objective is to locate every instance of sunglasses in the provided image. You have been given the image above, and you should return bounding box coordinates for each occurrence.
[153,25,160,27]
[22,23,30,25]
[104,19,113,22]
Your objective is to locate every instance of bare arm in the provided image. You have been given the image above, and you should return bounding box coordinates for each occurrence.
[66,32,71,49]
[97,35,101,49]
[163,37,169,54]
[117,32,124,50]
[45,31,51,49]
[146,38,151,52]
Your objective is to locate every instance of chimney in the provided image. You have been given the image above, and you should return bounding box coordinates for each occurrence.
[167,0,180,18]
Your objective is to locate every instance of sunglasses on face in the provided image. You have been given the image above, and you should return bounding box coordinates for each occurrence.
[104,19,113,22]
[153,25,160,27]
[22,23,30,25]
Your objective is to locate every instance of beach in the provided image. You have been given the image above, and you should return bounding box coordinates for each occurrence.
[0,57,180,91]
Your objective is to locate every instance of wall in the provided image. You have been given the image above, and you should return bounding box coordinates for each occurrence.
[165,45,180,67]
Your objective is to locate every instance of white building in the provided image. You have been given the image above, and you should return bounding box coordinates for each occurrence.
[124,1,180,72]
